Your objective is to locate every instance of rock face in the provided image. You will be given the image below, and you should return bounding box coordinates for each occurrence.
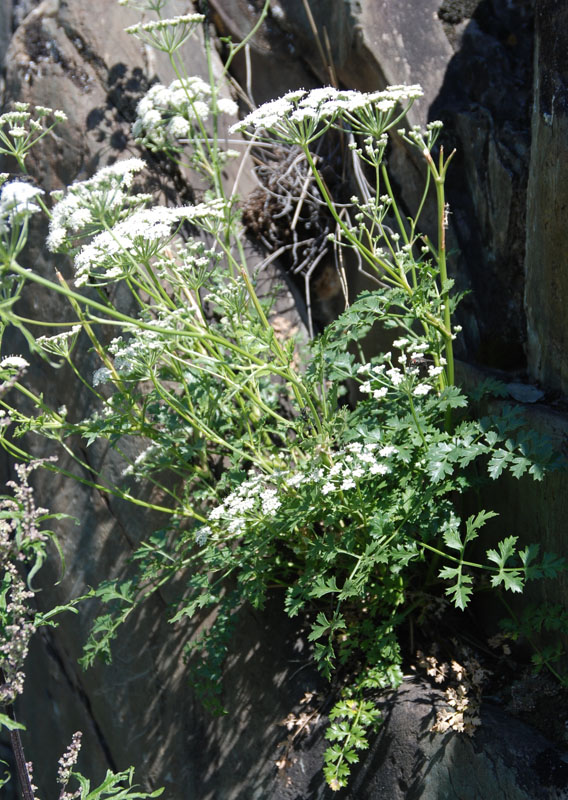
[213,0,535,368]
[431,0,535,369]
[525,0,568,394]
[1,0,568,798]
[244,678,568,799]
[347,680,568,800]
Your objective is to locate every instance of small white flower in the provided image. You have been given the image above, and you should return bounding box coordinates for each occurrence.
[287,472,306,487]
[92,367,112,387]
[0,356,29,370]
[1,181,44,216]
[360,381,372,393]
[322,481,335,495]
[341,477,356,490]
[370,463,389,475]
[209,505,225,521]
[373,387,388,399]
[346,442,363,453]
[261,489,281,515]
[413,383,432,396]
[386,367,404,386]
[379,445,397,457]
[217,97,239,116]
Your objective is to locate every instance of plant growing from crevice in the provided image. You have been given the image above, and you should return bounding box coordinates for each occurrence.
[0,0,564,792]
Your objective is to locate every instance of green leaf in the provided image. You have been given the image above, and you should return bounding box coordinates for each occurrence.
[464,510,498,544]
[487,449,512,479]
[538,551,566,579]
[326,352,356,381]
[0,713,25,732]
[490,570,524,593]
[528,462,546,481]
[487,536,518,569]
[441,512,462,551]
[308,611,345,642]
[510,455,531,479]
[76,766,164,799]
[437,385,469,411]
[438,565,473,610]
[310,576,340,598]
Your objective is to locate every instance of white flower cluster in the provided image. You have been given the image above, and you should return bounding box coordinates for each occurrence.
[73,198,223,287]
[0,181,44,235]
[398,120,444,152]
[318,441,394,495]
[357,338,446,399]
[122,442,162,478]
[91,304,202,387]
[154,237,221,290]
[47,158,147,251]
[230,84,423,145]
[0,102,67,169]
[125,13,205,54]
[133,77,238,152]
[36,325,81,358]
[205,473,281,538]
[0,355,29,371]
[0,103,67,138]
[197,439,399,545]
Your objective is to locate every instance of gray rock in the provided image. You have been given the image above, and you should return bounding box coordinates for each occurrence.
[258,678,568,799]
[348,680,568,800]
[0,0,14,70]
[525,0,568,395]
[506,382,545,404]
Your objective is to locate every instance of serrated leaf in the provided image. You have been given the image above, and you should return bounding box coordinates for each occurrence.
[427,456,454,482]
[308,612,334,641]
[510,456,531,479]
[487,536,518,569]
[536,551,566,580]
[310,576,340,598]
[439,565,473,610]
[464,509,498,543]
[528,462,546,481]
[490,570,524,593]
[441,514,463,551]
[438,565,460,581]
[487,449,512,479]
[437,385,469,411]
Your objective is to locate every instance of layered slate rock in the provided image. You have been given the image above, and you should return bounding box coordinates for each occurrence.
[267,679,568,799]
[525,0,568,395]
